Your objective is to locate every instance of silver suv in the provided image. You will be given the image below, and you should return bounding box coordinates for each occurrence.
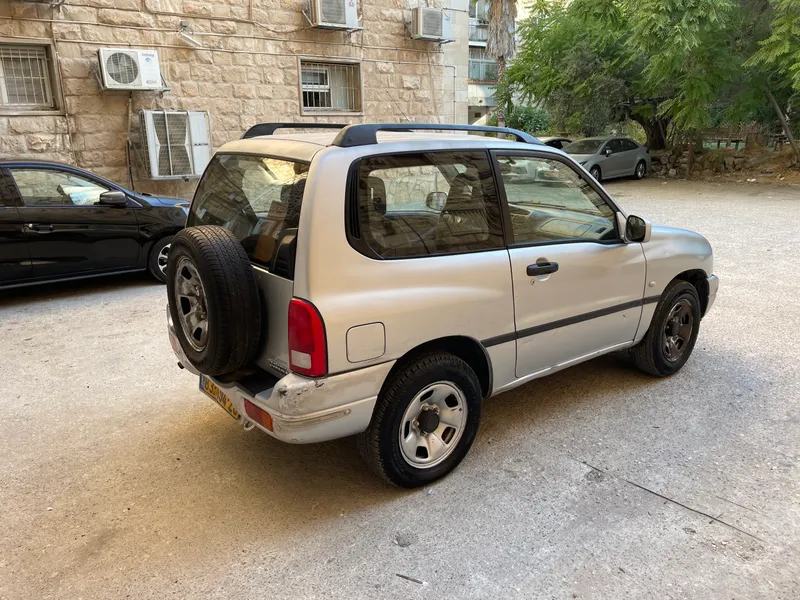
[166,123,718,488]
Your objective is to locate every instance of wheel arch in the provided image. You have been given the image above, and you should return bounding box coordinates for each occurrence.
[673,269,709,316]
[383,336,493,399]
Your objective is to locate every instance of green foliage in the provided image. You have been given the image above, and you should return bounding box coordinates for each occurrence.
[504,0,798,141]
[487,105,551,133]
[745,0,800,93]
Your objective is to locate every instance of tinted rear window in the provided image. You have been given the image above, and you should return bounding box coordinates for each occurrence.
[189,154,309,278]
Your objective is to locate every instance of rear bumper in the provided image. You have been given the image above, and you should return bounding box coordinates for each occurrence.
[705,274,719,315]
[167,314,393,443]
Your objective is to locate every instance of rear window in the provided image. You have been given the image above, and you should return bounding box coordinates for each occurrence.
[189,153,309,279]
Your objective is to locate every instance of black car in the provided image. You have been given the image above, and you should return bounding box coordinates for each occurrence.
[0,161,188,289]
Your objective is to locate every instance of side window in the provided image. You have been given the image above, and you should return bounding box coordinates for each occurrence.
[621,139,639,151]
[354,151,504,258]
[10,169,109,206]
[607,139,624,154]
[496,155,618,244]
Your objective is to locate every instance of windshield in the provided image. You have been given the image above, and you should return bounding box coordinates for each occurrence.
[565,139,604,155]
[189,154,309,278]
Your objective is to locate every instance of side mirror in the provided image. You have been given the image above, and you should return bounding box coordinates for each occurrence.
[98,190,128,207]
[625,214,651,243]
[425,191,447,212]
[603,147,613,157]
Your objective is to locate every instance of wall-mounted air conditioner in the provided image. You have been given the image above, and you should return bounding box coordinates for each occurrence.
[139,110,211,180]
[98,48,162,91]
[309,0,359,30]
[411,7,454,41]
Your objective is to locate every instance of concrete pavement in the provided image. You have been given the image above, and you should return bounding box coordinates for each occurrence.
[1,180,798,599]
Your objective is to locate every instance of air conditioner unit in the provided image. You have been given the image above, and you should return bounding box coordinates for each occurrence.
[411,7,453,41]
[139,110,211,180]
[98,48,162,91]
[309,0,359,30]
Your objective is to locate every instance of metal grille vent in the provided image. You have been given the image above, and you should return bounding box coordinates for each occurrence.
[105,52,139,85]
[422,9,443,37]
[320,0,347,24]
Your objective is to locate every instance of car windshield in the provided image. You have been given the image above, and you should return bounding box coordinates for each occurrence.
[565,139,604,155]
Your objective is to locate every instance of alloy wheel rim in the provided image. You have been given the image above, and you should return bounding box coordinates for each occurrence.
[174,256,209,352]
[637,163,646,178]
[157,243,171,275]
[662,298,694,362]
[398,381,468,469]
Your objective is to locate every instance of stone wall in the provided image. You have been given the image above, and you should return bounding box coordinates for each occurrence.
[0,0,469,198]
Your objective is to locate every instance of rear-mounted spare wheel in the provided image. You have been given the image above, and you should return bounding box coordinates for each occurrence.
[167,225,263,376]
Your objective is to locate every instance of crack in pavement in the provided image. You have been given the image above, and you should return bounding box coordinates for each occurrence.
[581,461,767,543]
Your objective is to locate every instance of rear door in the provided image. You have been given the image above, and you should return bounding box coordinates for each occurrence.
[8,167,140,279]
[0,169,32,285]
[492,151,646,377]
[619,138,641,175]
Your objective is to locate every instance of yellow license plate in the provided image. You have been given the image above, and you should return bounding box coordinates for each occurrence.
[200,376,240,420]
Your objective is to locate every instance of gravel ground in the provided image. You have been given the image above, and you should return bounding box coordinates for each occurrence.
[1,180,798,599]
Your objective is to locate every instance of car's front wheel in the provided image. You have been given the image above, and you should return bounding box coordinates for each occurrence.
[632,280,701,376]
[589,165,602,181]
[357,353,482,487]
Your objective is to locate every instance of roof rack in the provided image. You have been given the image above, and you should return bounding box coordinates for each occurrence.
[331,123,541,147]
[241,122,347,139]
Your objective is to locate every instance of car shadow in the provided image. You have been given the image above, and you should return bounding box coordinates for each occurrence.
[0,272,160,309]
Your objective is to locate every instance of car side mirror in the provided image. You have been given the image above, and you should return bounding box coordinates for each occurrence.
[98,190,128,207]
[425,191,447,212]
[625,214,651,243]
[603,147,613,157]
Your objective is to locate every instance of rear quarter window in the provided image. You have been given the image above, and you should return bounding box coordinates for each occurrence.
[189,153,309,278]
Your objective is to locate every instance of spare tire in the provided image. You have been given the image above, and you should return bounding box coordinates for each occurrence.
[167,225,262,376]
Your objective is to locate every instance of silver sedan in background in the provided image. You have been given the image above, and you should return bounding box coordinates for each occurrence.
[564,137,651,182]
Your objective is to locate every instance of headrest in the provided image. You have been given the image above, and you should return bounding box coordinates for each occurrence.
[365,176,387,215]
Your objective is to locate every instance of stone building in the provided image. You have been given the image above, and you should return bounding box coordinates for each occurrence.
[0,0,479,198]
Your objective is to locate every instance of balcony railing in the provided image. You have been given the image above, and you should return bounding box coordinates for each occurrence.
[468,59,498,83]
[469,18,489,43]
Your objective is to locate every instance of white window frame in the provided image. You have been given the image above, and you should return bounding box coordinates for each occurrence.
[298,57,363,116]
[0,38,64,116]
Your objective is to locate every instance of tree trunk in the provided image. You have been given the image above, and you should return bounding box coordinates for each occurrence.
[495,56,506,130]
[630,113,668,150]
[766,87,800,165]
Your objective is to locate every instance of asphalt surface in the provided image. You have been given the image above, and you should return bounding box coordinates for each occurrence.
[1,180,798,599]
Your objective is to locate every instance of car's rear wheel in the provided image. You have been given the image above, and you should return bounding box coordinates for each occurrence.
[357,353,482,488]
[147,235,173,283]
[167,226,262,376]
[589,165,602,181]
[632,280,701,377]
[634,160,647,180]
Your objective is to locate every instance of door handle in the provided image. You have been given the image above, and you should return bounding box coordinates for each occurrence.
[27,223,54,233]
[527,262,559,276]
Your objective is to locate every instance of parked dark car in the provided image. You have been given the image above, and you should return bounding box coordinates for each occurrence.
[0,161,188,289]
[538,136,573,149]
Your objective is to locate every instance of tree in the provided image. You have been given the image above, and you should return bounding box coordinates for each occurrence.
[503,0,798,154]
[486,0,517,129]
[501,0,672,149]
[745,0,800,161]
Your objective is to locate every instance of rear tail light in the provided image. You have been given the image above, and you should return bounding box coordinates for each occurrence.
[288,298,327,377]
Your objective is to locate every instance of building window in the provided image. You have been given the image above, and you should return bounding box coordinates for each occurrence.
[468,47,498,82]
[300,60,361,113]
[0,42,60,113]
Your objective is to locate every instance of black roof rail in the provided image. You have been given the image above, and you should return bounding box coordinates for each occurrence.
[242,122,347,139]
[330,123,542,147]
